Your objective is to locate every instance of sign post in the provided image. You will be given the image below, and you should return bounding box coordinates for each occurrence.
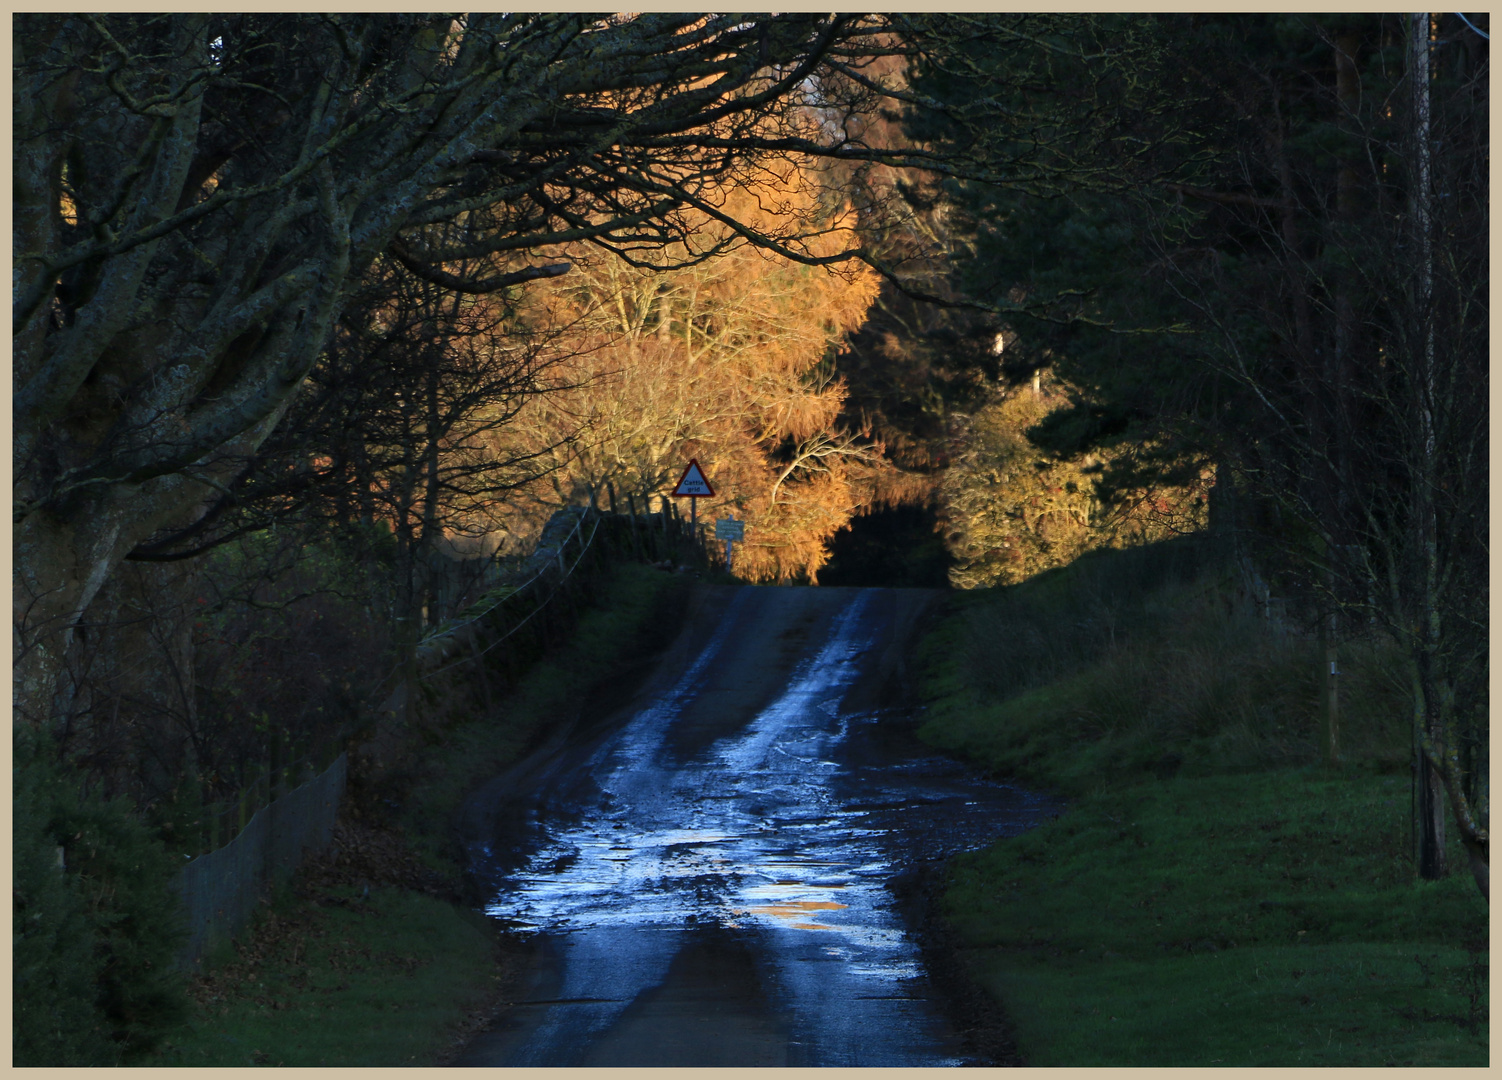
[671,459,715,539]
[714,517,744,572]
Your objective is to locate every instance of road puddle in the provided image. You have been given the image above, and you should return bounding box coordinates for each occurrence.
[467,588,1058,1065]
[744,899,850,930]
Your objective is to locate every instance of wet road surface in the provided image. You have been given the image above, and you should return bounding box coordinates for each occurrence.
[452,585,1057,1067]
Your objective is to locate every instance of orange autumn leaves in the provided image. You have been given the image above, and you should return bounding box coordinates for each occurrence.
[495,179,884,582]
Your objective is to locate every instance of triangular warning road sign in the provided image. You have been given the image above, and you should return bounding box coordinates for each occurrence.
[671,459,715,497]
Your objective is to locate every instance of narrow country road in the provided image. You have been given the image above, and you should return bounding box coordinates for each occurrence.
[452,585,1055,1067]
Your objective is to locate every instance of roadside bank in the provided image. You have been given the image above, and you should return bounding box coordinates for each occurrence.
[142,563,695,1066]
[917,539,1488,1067]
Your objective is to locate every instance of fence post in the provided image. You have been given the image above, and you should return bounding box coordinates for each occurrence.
[626,492,643,560]
[502,620,518,685]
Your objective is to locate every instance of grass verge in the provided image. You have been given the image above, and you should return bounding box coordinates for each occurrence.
[144,883,507,1066]
[919,539,1488,1066]
[142,563,693,1066]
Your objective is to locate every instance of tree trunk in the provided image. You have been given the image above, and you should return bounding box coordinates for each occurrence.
[1321,31,1363,765]
[1323,625,1340,766]
[1407,11,1452,886]
[1460,837,1489,902]
[13,414,283,730]
[1413,686,1448,881]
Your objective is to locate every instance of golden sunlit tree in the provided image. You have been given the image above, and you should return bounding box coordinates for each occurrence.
[942,372,1210,589]
[497,181,884,582]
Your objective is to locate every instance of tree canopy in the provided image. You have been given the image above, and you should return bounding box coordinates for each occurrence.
[15,14,1180,718]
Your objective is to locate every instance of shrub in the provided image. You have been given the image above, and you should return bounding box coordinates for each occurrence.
[13,733,112,1065]
[13,729,188,1064]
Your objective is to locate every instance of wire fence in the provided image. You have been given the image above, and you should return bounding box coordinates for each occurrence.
[172,752,347,970]
[413,499,713,685]
[167,500,712,970]
[414,507,602,678]
[182,739,346,859]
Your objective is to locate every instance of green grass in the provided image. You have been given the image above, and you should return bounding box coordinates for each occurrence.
[143,562,692,1066]
[979,941,1485,1067]
[145,885,504,1067]
[919,538,1488,1066]
[946,770,1486,1066]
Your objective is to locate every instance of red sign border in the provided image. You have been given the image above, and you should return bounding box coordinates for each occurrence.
[670,458,715,498]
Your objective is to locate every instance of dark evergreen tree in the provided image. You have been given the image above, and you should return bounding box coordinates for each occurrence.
[906,14,1489,896]
[13,729,188,1065]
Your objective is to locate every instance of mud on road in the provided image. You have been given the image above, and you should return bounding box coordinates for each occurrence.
[449,584,1057,1067]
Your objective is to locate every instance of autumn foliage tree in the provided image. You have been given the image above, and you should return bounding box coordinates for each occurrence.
[498,181,884,582]
[16,12,1210,729]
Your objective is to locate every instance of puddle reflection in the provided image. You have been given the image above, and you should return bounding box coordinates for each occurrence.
[478,591,1057,1066]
